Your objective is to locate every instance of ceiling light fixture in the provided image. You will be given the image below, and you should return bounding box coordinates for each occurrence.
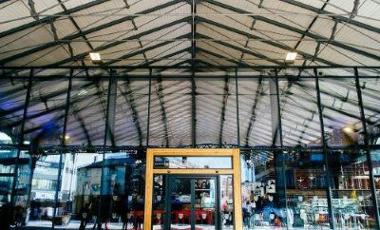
[78,89,87,96]
[343,126,354,134]
[285,52,297,62]
[89,52,102,64]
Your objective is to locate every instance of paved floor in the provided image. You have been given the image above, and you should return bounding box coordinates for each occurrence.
[15,220,125,230]
[14,221,372,230]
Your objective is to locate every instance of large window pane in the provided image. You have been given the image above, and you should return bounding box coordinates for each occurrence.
[196,78,237,146]
[285,149,329,228]
[26,154,60,228]
[238,79,273,146]
[154,156,232,169]
[66,79,108,146]
[149,79,192,147]
[279,79,322,147]
[319,79,362,147]
[361,77,380,218]
[115,80,149,146]
[241,150,287,229]
[24,80,68,146]
[321,78,377,229]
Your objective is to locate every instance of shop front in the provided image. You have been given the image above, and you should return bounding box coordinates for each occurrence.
[144,148,242,230]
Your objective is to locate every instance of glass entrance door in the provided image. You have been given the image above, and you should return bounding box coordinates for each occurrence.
[166,176,218,230]
[145,149,242,230]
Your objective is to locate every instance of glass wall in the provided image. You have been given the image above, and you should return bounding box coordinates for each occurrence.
[361,77,380,221]
[0,71,380,229]
[320,78,377,229]
[241,150,289,228]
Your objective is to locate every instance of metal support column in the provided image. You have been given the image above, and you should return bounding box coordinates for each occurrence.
[314,68,335,229]
[191,77,196,147]
[97,69,118,229]
[106,70,117,149]
[10,69,33,224]
[269,72,288,227]
[354,67,380,229]
[146,69,152,147]
[235,68,241,146]
[269,77,281,146]
[191,0,197,148]
[52,69,73,229]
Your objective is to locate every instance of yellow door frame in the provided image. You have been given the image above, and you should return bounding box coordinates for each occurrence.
[144,148,242,230]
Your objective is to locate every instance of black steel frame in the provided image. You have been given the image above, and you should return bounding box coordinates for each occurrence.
[1,66,380,229]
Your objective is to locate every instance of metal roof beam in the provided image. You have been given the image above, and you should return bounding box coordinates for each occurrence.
[197,33,283,65]
[69,105,93,146]
[0,81,94,117]
[109,38,192,66]
[219,77,230,146]
[197,47,252,67]
[0,0,186,65]
[0,87,96,130]
[293,0,330,50]
[293,92,376,125]
[203,0,380,62]
[191,1,197,148]
[104,70,117,147]
[280,0,380,34]
[116,48,192,75]
[197,16,338,66]
[283,102,343,129]
[191,0,197,70]
[153,59,191,73]
[51,18,192,67]
[269,77,282,146]
[0,0,109,39]
[2,65,379,70]
[23,103,93,146]
[296,81,380,115]
[245,78,263,146]
[21,64,188,140]
[56,0,94,52]
[120,80,143,146]
[156,78,170,147]
[282,118,321,141]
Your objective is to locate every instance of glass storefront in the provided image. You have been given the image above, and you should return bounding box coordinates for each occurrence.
[0,147,378,229]
[0,74,379,229]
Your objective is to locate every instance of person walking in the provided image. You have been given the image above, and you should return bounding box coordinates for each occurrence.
[79,202,92,230]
